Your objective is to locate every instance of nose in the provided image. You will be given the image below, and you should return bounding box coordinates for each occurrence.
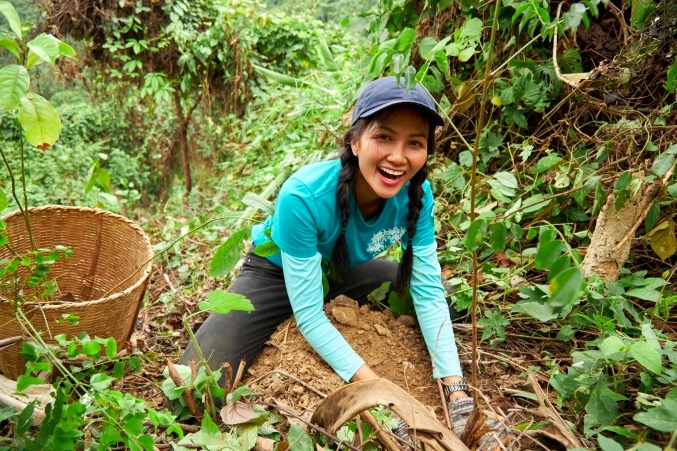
[387,142,407,164]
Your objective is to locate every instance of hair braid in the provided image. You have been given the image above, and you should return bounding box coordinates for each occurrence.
[330,132,360,281]
[396,164,428,296]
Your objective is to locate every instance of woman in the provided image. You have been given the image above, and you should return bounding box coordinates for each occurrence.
[180,76,495,442]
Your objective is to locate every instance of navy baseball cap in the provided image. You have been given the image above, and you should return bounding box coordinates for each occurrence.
[351,76,444,127]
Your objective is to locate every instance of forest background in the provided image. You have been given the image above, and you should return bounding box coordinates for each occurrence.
[0,0,676,450]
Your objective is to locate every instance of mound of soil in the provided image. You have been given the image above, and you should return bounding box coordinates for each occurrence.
[245,295,457,420]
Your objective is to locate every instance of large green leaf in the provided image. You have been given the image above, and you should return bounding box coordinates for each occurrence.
[634,398,677,433]
[630,340,663,374]
[26,33,60,67]
[199,290,254,315]
[548,266,584,307]
[464,218,487,251]
[18,92,62,149]
[0,64,28,110]
[0,1,22,40]
[210,227,250,277]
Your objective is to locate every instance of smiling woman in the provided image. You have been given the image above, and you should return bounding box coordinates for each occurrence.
[179,76,506,445]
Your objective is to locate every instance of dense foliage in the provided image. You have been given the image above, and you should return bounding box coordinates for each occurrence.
[1,0,676,450]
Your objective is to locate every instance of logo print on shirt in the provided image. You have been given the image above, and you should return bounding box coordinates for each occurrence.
[367,227,407,254]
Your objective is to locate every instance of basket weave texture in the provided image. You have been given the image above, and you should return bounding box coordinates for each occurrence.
[0,205,153,379]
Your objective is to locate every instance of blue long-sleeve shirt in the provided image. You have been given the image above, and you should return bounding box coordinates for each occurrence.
[252,160,462,381]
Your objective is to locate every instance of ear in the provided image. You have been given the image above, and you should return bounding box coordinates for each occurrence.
[350,139,358,157]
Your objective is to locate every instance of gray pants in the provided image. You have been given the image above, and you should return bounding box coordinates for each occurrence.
[179,251,399,386]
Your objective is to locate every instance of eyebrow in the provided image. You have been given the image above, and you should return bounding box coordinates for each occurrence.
[375,124,428,140]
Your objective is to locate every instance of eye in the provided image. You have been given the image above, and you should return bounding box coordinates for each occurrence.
[374,133,391,141]
[410,140,426,148]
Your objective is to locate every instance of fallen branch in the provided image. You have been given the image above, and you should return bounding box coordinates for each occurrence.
[165,359,202,420]
[264,400,360,451]
[0,373,51,425]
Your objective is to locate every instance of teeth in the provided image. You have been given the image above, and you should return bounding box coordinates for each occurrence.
[380,167,404,176]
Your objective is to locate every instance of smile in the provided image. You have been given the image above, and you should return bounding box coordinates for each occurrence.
[378,167,404,180]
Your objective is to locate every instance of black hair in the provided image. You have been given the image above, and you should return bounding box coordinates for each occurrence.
[330,107,437,296]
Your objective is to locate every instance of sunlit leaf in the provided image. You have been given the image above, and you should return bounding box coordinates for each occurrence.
[90,373,115,391]
[0,64,28,110]
[27,33,61,66]
[18,92,62,149]
[241,192,274,216]
[0,1,22,40]
[199,290,254,315]
[535,239,567,270]
[597,435,624,451]
[210,227,250,277]
[651,152,676,177]
[287,423,313,451]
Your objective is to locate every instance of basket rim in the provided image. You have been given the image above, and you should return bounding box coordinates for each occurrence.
[1,205,154,309]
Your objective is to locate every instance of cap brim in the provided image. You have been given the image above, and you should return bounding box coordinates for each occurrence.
[355,100,445,127]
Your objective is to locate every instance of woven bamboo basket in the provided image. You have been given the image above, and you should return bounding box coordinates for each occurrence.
[0,205,153,379]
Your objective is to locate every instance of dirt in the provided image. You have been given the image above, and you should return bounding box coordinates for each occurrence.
[244,295,447,419]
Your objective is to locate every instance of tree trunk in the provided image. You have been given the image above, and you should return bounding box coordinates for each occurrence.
[173,92,193,195]
[581,181,662,282]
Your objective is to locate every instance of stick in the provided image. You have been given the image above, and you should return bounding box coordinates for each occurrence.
[166,359,202,420]
[359,411,400,451]
[265,401,361,451]
[437,379,452,430]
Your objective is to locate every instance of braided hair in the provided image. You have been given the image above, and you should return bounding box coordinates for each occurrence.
[330,108,437,296]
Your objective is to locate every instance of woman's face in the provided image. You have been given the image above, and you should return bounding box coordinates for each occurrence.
[351,106,429,214]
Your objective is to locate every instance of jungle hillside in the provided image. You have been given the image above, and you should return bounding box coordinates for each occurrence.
[0,0,676,450]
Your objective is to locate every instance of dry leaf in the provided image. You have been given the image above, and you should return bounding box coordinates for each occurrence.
[220,401,260,425]
[648,219,677,260]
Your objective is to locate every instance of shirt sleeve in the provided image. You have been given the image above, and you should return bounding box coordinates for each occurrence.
[281,251,365,381]
[411,242,463,379]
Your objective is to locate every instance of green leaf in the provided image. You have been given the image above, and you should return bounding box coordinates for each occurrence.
[464,218,487,251]
[535,240,567,270]
[199,290,254,315]
[252,240,279,257]
[625,286,662,302]
[0,35,19,60]
[394,28,416,53]
[27,33,61,66]
[16,375,45,392]
[210,228,249,278]
[513,299,558,322]
[287,423,313,451]
[90,373,115,391]
[15,402,34,436]
[522,194,550,214]
[241,192,274,216]
[665,59,677,92]
[58,41,76,59]
[0,187,7,211]
[0,1,22,40]
[0,64,29,110]
[597,435,624,451]
[490,222,507,252]
[651,152,675,177]
[18,92,62,149]
[316,36,338,72]
[630,340,663,374]
[599,335,626,358]
[252,64,300,87]
[531,153,563,174]
[105,337,117,359]
[634,398,677,432]
[82,340,101,357]
[548,266,584,308]
[0,406,16,423]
